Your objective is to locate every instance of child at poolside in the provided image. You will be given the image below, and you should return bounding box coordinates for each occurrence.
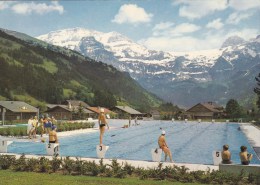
[158,130,173,162]
[221,144,232,164]
[239,146,253,165]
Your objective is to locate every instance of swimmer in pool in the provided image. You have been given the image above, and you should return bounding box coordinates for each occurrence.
[158,130,173,162]
[98,108,109,147]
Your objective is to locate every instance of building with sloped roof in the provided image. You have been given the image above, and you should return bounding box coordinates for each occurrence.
[111,106,143,119]
[0,101,38,121]
[64,100,90,108]
[45,104,95,120]
[186,102,224,119]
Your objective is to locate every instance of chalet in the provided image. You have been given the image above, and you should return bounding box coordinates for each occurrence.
[111,106,143,119]
[186,102,224,119]
[150,109,161,120]
[0,101,38,121]
[64,100,90,108]
[45,104,95,120]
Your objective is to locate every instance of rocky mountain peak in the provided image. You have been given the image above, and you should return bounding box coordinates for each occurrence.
[221,36,245,48]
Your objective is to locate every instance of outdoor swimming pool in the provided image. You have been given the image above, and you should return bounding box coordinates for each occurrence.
[8,120,260,165]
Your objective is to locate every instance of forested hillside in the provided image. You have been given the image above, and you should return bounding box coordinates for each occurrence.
[0,30,162,111]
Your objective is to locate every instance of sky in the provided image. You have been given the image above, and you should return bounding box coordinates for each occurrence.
[0,0,259,52]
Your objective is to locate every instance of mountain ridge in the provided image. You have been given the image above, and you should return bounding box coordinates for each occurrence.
[37,27,260,108]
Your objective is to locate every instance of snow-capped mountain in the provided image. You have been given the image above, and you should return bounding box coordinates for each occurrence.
[37,28,260,108]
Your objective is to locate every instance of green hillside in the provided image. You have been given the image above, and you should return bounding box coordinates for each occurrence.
[0,30,162,112]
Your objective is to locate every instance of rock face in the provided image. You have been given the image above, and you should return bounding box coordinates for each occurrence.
[37,28,260,108]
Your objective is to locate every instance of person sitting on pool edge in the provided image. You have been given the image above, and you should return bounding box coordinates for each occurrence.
[158,130,173,162]
[221,144,232,164]
[240,145,253,165]
[98,108,109,148]
[49,125,58,144]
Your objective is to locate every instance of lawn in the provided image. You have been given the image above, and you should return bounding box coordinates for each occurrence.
[0,170,202,185]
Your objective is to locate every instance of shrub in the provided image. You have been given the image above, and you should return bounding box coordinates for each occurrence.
[26,158,39,172]
[12,154,27,171]
[50,156,62,173]
[38,157,51,173]
[62,157,75,175]
[0,155,16,170]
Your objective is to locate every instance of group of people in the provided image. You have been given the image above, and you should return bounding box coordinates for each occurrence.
[221,144,253,165]
[27,115,58,144]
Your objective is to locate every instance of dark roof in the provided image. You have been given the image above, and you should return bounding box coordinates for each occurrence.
[46,105,95,114]
[187,102,223,113]
[66,100,90,108]
[114,106,142,114]
[0,101,38,113]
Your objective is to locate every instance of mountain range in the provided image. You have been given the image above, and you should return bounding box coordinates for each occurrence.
[37,27,260,108]
[0,29,162,111]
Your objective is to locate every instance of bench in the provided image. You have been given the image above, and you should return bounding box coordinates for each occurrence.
[219,163,260,175]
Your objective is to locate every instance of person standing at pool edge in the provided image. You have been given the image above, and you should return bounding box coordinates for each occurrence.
[98,108,109,147]
[158,130,173,162]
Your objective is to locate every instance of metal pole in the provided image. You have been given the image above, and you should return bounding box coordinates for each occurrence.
[3,108,5,126]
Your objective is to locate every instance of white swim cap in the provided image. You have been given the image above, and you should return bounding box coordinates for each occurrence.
[100,108,104,113]
[162,130,166,135]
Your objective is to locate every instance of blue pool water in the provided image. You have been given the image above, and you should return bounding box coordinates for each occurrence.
[8,120,260,165]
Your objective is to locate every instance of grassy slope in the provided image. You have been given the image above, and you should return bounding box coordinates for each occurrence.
[0,29,162,110]
[0,170,201,185]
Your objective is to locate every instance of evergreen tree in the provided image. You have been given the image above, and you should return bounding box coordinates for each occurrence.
[254,73,260,110]
[226,99,242,120]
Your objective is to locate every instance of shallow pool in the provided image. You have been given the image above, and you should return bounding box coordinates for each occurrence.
[8,120,260,165]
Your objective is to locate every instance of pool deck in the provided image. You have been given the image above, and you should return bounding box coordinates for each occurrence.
[240,123,260,160]
[0,152,219,172]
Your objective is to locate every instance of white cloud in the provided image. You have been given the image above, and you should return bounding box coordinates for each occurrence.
[206,18,224,30]
[173,0,228,19]
[170,23,201,36]
[226,12,252,24]
[141,28,259,52]
[225,28,259,40]
[152,22,200,37]
[0,2,13,10]
[112,4,153,24]
[11,2,64,15]
[152,22,175,36]
[229,0,260,11]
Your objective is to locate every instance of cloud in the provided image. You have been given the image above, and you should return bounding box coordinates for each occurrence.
[152,22,200,37]
[226,12,252,24]
[152,22,175,36]
[0,2,13,10]
[206,18,224,30]
[173,0,228,19]
[170,23,201,36]
[11,1,64,15]
[112,4,153,24]
[229,0,260,11]
[141,28,259,52]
